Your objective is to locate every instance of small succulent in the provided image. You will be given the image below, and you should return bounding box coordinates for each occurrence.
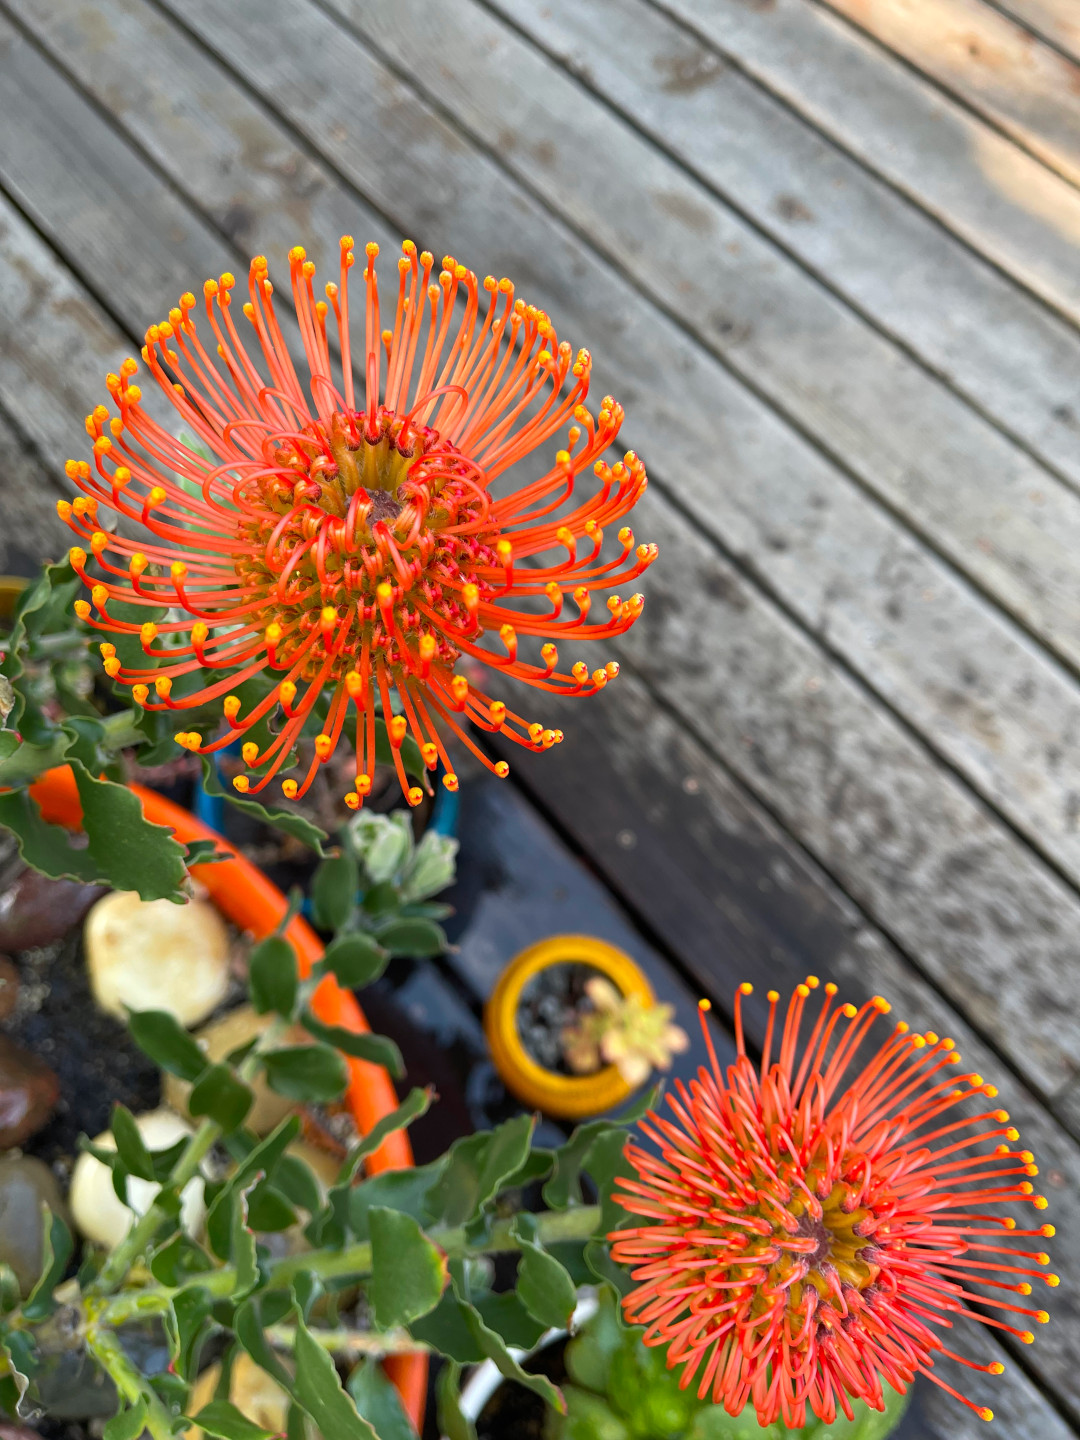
[561,977,689,1087]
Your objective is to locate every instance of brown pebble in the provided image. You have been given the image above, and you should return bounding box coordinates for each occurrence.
[0,956,16,1021]
[0,869,105,952]
[0,1035,59,1148]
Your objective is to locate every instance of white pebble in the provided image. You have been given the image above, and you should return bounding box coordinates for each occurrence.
[69,1108,205,1249]
[85,891,231,1027]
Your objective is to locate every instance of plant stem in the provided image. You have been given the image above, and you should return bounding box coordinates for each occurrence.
[265,1325,429,1355]
[90,1021,287,1297]
[99,1204,603,1325]
[84,1325,177,1440]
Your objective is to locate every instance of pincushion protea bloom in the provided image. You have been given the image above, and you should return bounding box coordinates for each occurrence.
[60,238,654,806]
[611,981,1057,1429]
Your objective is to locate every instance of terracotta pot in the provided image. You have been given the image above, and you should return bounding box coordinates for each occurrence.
[27,765,426,1430]
[484,935,655,1120]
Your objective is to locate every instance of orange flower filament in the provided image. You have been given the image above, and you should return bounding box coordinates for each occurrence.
[62,239,654,805]
[611,982,1056,1428]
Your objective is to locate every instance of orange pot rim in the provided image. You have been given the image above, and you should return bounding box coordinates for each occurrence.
[483,934,655,1121]
[27,765,426,1427]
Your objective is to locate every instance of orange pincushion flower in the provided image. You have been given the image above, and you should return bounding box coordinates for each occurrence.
[611,982,1056,1429]
[62,239,654,806]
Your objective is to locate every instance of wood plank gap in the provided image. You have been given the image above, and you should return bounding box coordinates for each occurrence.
[808,0,1080,196]
[475,0,1080,506]
[643,0,1080,332]
[311,0,1080,669]
[476,0,1080,507]
[979,0,1080,65]
[285,0,1080,885]
[21,0,1080,1100]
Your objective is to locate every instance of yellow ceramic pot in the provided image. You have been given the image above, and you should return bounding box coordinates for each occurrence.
[484,935,655,1120]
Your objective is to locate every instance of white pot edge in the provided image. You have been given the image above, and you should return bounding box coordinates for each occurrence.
[453,1289,600,1431]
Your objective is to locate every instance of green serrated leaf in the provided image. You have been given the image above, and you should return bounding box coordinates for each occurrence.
[73,762,188,900]
[22,1206,73,1322]
[512,1213,578,1331]
[0,786,103,883]
[230,1182,260,1296]
[428,1114,535,1227]
[375,916,446,958]
[347,1157,448,1243]
[300,1010,403,1078]
[337,1086,433,1185]
[450,1272,564,1413]
[435,1360,477,1440]
[245,1181,297,1233]
[264,1044,349,1103]
[368,1206,447,1329]
[272,1154,323,1215]
[184,837,228,867]
[186,1399,275,1440]
[249,935,299,1018]
[474,1291,547,1351]
[311,852,360,932]
[150,1234,212,1290]
[316,932,389,989]
[189,1064,254,1135]
[408,1291,485,1364]
[103,1398,148,1440]
[110,1103,156,1182]
[127,1008,208,1081]
[347,1358,417,1440]
[200,757,327,855]
[292,1304,379,1440]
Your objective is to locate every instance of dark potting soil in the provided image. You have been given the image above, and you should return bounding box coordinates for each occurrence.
[2,927,161,1172]
[475,1337,568,1440]
[516,962,604,1075]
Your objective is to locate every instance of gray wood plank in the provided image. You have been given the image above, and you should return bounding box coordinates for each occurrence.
[0,406,78,574]
[496,674,1080,1432]
[991,0,1080,61]
[186,0,1080,908]
[0,195,1072,1436]
[486,0,1080,501]
[9,0,1080,1106]
[646,0,1080,327]
[0,17,1076,1426]
[817,0,1080,190]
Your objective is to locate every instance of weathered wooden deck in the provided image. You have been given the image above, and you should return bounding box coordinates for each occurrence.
[0,0,1078,1434]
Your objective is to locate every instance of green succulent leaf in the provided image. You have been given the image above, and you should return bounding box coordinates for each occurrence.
[248,934,299,1019]
[368,1206,447,1328]
[188,1064,255,1135]
[316,932,390,989]
[126,1008,208,1082]
[263,1044,349,1103]
[311,852,360,932]
[110,1103,156,1182]
[376,916,446,958]
[474,1290,547,1350]
[300,1010,404,1078]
